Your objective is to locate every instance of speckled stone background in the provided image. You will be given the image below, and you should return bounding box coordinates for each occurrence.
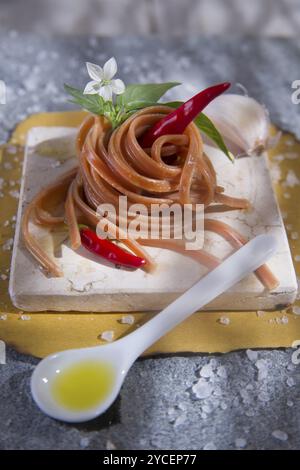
[0,33,300,450]
[1,0,300,37]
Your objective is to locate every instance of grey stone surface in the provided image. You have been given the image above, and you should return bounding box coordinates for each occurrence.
[1,347,300,450]
[0,33,300,143]
[0,33,300,450]
[1,0,300,37]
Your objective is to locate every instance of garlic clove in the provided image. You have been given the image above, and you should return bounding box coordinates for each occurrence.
[205,94,272,157]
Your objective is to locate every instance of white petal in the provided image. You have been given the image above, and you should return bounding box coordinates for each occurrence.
[99,85,113,101]
[86,62,103,81]
[83,80,100,94]
[111,79,125,95]
[103,57,117,80]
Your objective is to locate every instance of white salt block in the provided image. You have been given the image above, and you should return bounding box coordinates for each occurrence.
[9,127,297,312]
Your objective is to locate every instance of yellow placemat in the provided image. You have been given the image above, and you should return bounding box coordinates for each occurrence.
[0,111,299,358]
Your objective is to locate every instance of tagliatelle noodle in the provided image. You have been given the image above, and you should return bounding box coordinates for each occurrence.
[22,106,279,289]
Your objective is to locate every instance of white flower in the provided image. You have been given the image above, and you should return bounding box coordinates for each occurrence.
[83,57,125,101]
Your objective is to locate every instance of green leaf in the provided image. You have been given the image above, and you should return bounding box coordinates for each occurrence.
[116,82,180,108]
[163,101,183,108]
[124,101,161,111]
[195,113,234,162]
[64,84,104,115]
[165,101,234,162]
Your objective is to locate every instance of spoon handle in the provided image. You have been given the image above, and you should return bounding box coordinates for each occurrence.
[122,234,278,359]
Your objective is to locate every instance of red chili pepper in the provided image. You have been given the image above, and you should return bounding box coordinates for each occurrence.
[80,227,146,269]
[140,82,231,148]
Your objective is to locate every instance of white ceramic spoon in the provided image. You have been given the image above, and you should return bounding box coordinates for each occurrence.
[31,234,277,422]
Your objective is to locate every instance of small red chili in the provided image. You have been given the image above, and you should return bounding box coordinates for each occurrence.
[80,227,146,269]
[140,82,231,148]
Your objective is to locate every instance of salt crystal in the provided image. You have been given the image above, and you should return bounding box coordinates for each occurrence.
[285,169,300,187]
[255,359,268,380]
[246,349,258,362]
[258,392,270,402]
[106,439,116,450]
[287,400,294,407]
[0,274,8,281]
[245,409,255,417]
[19,314,31,321]
[294,255,300,262]
[256,310,265,317]
[202,404,213,414]
[2,238,13,251]
[286,224,293,231]
[240,389,250,404]
[272,430,288,441]
[220,402,228,410]
[285,152,298,160]
[270,164,281,184]
[286,377,295,387]
[209,358,218,368]
[213,386,223,397]
[203,442,216,450]
[50,51,59,60]
[255,358,267,369]
[192,379,213,399]
[292,306,300,315]
[24,76,39,92]
[218,316,230,325]
[281,316,289,324]
[201,412,207,419]
[6,145,17,155]
[51,161,61,168]
[217,366,227,378]
[174,414,187,427]
[119,315,135,325]
[3,162,12,170]
[291,231,299,240]
[8,190,20,199]
[199,364,214,378]
[0,314,7,321]
[99,330,114,342]
[258,369,268,381]
[167,407,176,419]
[283,192,291,199]
[89,37,98,48]
[235,438,247,448]
[233,397,240,407]
[79,437,90,448]
[177,402,187,412]
[272,154,284,162]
